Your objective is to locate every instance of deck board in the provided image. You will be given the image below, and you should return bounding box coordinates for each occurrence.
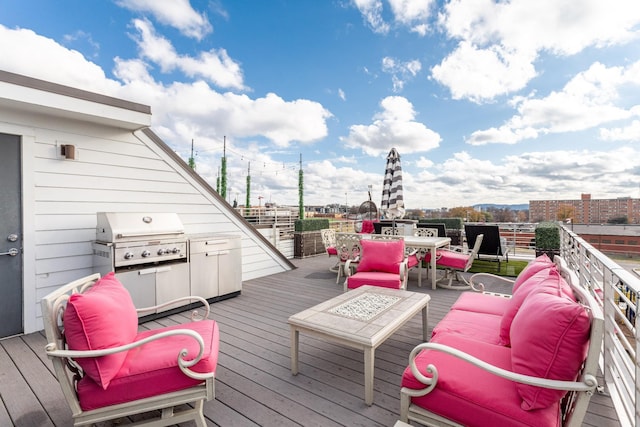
[0,255,621,426]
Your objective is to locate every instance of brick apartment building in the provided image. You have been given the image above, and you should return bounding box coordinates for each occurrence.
[530,194,640,224]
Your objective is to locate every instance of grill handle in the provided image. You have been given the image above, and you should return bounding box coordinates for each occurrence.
[116,230,184,238]
[137,266,173,275]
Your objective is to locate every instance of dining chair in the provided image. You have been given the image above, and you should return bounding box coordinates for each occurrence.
[344,238,408,291]
[335,232,363,283]
[433,234,484,289]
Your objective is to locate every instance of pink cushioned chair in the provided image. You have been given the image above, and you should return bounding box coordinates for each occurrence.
[321,228,339,272]
[344,238,408,291]
[41,272,218,426]
[434,234,484,289]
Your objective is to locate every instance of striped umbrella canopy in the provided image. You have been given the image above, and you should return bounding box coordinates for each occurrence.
[381,147,405,219]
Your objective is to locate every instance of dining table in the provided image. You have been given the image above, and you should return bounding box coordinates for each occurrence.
[402,235,451,289]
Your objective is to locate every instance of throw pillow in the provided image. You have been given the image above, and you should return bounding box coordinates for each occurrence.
[510,291,591,410]
[512,254,555,293]
[64,272,138,389]
[356,239,405,274]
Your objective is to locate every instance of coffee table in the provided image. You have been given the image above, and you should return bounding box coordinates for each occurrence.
[288,286,430,405]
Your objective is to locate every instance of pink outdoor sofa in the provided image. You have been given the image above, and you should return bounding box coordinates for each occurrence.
[400,255,604,427]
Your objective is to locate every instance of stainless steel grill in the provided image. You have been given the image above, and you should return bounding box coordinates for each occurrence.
[93,212,187,268]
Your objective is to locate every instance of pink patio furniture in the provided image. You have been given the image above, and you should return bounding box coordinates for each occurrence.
[360,219,376,234]
[335,232,363,283]
[41,272,219,426]
[400,255,603,427]
[344,238,408,291]
[432,233,484,289]
[321,228,339,272]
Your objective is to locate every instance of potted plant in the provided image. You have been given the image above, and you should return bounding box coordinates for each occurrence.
[535,221,560,259]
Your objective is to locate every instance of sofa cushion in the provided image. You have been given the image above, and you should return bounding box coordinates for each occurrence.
[402,334,561,427]
[64,272,138,389]
[346,271,403,290]
[510,291,591,410]
[499,268,575,346]
[431,308,502,345]
[450,292,511,317]
[356,239,404,274]
[512,254,554,293]
[76,319,219,410]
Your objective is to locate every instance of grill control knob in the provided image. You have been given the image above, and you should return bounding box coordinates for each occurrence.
[157,248,165,255]
[141,250,151,258]
[172,247,180,254]
[124,252,134,260]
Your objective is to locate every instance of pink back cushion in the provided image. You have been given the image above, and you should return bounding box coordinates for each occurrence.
[512,254,554,293]
[510,291,591,410]
[64,272,138,389]
[357,239,405,274]
[499,267,575,346]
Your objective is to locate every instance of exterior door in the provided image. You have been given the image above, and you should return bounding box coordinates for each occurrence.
[0,133,23,337]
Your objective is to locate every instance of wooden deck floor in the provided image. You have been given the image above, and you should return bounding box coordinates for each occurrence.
[0,256,621,426]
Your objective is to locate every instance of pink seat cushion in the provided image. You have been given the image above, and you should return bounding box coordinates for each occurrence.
[407,253,420,269]
[360,220,375,234]
[431,308,502,345]
[511,291,591,410]
[326,246,338,256]
[435,250,469,270]
[499,267,575,346]
[64,272,138,389]
[450,292,511,317]
[347,271,403,290]
[77,319,219,411]
[512,254,554,293]
[356,239,404,274]
[402,334,561,427]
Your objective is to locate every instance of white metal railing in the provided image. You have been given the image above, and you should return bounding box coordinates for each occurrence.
[560,224,639,426]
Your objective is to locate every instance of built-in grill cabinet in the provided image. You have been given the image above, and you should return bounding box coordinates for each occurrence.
[189,234,242,301]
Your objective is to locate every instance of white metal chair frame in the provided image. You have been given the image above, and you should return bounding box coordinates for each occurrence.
[435,234,484,289]
[41,273,215,427]
[334,232,364,283]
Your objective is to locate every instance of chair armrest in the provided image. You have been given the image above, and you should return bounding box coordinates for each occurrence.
[45,328,214,381]
[344,258,360,276]
[400,259,408,280]
[403,342,598,398]
[137,296,211,321]
[468,273,516,292]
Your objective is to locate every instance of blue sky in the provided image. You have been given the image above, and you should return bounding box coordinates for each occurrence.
[1,0,640,210]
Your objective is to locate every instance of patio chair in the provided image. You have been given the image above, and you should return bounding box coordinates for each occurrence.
[41,272,218,426]
[417,222,447,237]
[320,228,339,272]
[344,238,408,291]
[434,234,484,289]
[464,224,508,268]
[335,232,363,283]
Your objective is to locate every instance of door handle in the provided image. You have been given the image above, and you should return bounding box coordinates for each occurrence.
[0,248,19,256]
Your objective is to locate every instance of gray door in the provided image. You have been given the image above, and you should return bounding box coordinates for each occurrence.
[0,133,23,337]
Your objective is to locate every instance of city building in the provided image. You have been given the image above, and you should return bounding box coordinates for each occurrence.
[530,193,640,224]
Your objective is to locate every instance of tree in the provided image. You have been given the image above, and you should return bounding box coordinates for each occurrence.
[448,206,484,222]
[556,204,575,222]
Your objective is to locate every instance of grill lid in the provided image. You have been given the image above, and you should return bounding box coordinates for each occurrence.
[96,212,185,242]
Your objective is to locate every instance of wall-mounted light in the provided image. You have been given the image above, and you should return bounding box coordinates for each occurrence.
[61,144,75,160]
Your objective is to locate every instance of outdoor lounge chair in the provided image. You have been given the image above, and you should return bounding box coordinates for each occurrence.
[464,224,509,268]
[41,272,218,426]
[344,238,408,291]
[434,234,484,289]
[417,222,447,237]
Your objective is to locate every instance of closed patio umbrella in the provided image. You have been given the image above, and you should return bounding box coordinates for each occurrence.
[381,147,405,220]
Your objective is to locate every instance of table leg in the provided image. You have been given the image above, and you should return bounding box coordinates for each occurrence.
[421,305,429,342]
[364,346,375,405]
[430,248,437,290]
[290,327,299,375]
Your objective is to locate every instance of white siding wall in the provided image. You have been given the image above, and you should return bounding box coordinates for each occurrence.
[0,105,291,334]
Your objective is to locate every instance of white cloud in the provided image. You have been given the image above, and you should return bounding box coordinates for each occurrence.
[467,61,640,145]
[435,0,640,102]
[388,0,435,35]
[382,56,422,92]
[116,0,212,40]
[341,96,441,156]
[353,0,390,34]
[131,18,246,90]
[600,119,640,142]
